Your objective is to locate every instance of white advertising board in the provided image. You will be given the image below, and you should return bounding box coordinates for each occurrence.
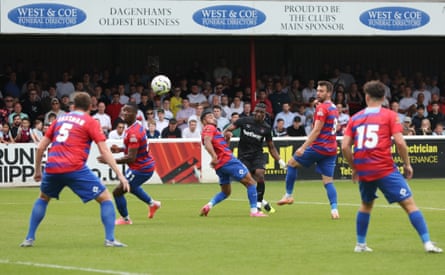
[1,1,445,36]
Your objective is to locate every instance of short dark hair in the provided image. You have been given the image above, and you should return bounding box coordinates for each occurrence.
[125,102,139,113]
[417,104,425,110]
[363,80,386,99]
[317,80,333,93]
[201,109,213,121]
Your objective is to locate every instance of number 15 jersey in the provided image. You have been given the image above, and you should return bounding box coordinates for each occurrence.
[343,107,402,182]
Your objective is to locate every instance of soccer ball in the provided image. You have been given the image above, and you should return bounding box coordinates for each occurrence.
[151,75,171,95]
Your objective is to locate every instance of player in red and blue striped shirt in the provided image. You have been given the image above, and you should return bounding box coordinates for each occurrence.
[100,103,160,225]
[342,80,442,253]
[277,80,340,219]
[199,109,266,217]
[20,92,129,247]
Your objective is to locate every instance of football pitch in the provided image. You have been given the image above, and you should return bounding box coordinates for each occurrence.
[0,179,444,275]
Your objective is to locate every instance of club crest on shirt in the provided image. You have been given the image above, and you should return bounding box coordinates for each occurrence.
[317,110,324,116]
[129,134,138,143]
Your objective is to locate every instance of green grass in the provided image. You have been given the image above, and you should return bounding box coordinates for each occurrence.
[1,180,444,275]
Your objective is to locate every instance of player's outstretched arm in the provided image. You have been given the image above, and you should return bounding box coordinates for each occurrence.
[97,141,130,192]
[222,123,236,143]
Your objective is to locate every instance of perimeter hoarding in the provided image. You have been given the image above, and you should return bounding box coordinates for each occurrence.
[1,137,444,186]
[229,136,445,180]
[0,139,204,186]
[1,1,445,36]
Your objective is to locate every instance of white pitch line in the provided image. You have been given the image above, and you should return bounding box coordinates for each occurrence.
[0,259,151,275]
[293,201,445,211]
[3,198,445,211]
[225,198,445,211]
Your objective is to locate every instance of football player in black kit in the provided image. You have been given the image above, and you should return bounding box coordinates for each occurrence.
[223,103,287,213]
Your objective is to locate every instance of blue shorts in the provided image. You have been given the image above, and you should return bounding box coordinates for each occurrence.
[216,157,249,185]
[41,166,106,203]
[126,169,154,189]
[293,147,336,177]
[359,171,412,204]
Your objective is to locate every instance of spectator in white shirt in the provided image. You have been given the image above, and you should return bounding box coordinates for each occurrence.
[93,102,112,136]
[108,121,125,140]
[187,84,208,108]
[182,118,201,138]
[155,109,169,133]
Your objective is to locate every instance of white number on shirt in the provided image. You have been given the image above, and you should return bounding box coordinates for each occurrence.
[56,123,73,142]
[331,118,338,135]
[356,124,379,149]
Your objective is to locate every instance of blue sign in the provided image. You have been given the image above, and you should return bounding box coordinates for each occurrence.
[193,5,266,30]
[8,3,87,29]
[360,7,429,31]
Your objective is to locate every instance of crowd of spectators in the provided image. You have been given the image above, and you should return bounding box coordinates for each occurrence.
[1,60,445,144]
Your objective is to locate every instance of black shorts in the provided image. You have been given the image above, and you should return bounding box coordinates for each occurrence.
[239,155,266,173]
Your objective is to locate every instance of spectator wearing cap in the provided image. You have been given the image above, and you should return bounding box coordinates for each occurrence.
[43,97,65,125]
[182,117,201,139]
[155,109,169,133]
[161,118,181,138]
[402,116,416,135]
[286,116,306,137]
